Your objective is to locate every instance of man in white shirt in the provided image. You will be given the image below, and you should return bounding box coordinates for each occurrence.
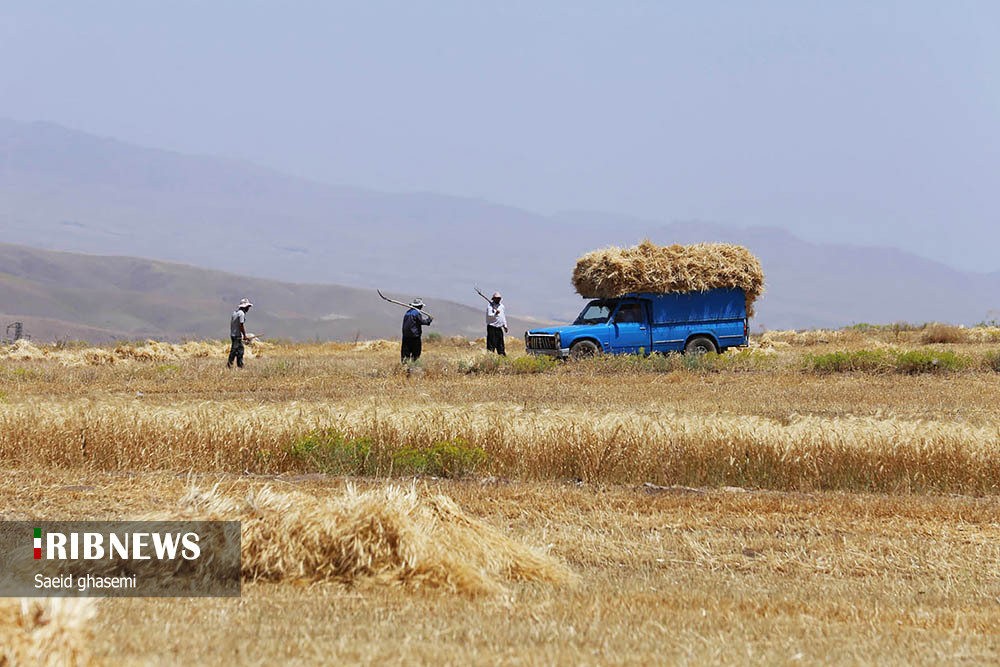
[485,291,507,356]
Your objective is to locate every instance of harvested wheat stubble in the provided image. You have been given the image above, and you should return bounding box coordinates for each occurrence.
[173,484,572,595]
[572,240,765,316]
[0,338,271,366]
[354,340,396,352]
[0,598,97,667]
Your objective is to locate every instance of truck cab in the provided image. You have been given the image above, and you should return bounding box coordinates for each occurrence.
[525,288,749,358]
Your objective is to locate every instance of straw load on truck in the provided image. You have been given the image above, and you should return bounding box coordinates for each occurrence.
[571,240,765,316]
[525,240,764,358]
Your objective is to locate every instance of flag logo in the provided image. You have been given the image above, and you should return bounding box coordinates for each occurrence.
[34,527,41,559]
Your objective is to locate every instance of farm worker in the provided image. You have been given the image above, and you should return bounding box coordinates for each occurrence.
[227,298,253,368]
[401,298,433,363]
[486,292,508,356]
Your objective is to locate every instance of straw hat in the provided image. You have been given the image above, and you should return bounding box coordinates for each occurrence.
[409,298,425,309]
[492,292,502,300]
[237,298,253,309]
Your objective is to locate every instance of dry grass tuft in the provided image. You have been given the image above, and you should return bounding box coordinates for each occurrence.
[0,598,97,666]
[966,326,1000,343]
[919,323,970,344]
[175,484,573,595]
[572,240,765,315]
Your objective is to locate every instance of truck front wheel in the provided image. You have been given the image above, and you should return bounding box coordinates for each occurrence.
[569,340,601,359]
[684,336,717,356]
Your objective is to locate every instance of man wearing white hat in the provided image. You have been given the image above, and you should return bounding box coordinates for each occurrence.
[401,298,433,363]
[227,298,253,368]
[485,291,508,356]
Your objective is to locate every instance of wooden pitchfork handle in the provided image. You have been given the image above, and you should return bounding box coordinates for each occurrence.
[474,286,492,303]
[378,290,433,317]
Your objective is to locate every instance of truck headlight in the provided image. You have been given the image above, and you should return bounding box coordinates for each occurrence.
[554,332,561,348]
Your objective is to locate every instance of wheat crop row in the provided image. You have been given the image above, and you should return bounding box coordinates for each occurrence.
[3,399,999,493]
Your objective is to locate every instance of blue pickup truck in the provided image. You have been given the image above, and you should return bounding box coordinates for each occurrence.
[525,288,749,358]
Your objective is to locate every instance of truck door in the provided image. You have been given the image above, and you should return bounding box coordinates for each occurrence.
[609,301,650,354]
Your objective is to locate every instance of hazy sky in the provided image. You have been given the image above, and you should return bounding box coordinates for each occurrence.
[1,1,998,271]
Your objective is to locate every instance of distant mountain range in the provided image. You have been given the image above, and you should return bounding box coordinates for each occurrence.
[0,243,548,343]
[2,117,999,336]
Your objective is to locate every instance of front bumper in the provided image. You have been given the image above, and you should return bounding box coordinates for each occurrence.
[525,347,570,358]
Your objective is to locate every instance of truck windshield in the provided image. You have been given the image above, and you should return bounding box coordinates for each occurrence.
[573,300,616,325]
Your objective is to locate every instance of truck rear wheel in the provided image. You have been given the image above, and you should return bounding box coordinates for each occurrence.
[569,340,600,359]
[684,336,717,356]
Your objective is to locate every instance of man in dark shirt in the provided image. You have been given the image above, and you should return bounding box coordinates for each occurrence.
[401,298,433,363]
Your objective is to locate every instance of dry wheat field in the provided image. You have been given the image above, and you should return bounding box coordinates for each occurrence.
[3,331,1000,665]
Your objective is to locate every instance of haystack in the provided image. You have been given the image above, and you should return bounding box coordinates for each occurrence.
[572,240,765,316]
[174,484,573,595]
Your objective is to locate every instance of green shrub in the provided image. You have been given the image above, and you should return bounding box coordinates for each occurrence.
[459,354,501,374]
[392,438,487,478]
[805,348,971,374]
[804,349,895,373]
[287,428,375,475]
[894,349,970,374]
[510,355,561,374]
[425,332,443,343]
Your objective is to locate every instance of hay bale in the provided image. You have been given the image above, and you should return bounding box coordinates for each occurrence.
[174,484,573,595]
[0,598,97,666]
[572,240,765,316]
